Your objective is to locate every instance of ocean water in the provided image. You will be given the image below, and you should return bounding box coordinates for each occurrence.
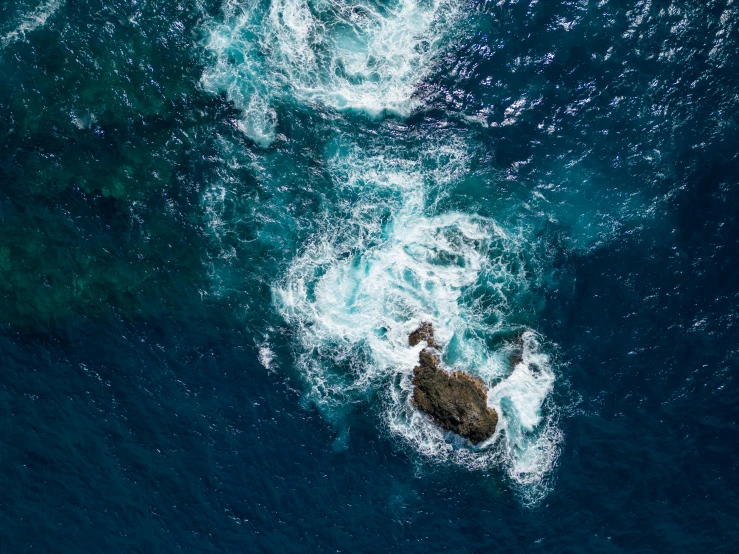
[1,0,738,551]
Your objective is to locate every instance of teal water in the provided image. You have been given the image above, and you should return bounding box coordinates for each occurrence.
[1,0,738,551]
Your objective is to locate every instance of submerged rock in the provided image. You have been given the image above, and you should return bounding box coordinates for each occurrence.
[409,324,498,444]
[508,329,526,367]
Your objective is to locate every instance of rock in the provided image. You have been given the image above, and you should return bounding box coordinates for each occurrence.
[409,324,498,444]
[408,321,438,348]
[418,348,440,370]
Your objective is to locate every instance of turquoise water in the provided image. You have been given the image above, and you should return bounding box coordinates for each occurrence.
[1,0,738,551]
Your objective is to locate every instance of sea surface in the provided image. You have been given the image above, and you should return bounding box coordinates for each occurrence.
[1,0,738,551]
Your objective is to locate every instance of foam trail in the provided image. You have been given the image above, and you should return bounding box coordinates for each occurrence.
[202,0,562,502]
[202,0,459,144]
[1,0,63,48]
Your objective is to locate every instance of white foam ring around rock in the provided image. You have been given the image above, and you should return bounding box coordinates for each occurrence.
[273,140,561,503]
[203,0,562,504]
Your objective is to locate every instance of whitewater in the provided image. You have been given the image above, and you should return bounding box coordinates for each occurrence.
[202,0,562,503]
[0,0,64,49]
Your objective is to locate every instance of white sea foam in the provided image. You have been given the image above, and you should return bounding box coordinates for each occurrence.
[202,0,459,144]
[259,344,276,370]
[273,141,561,499]
[1,0,63,48]
[201,0,562,502]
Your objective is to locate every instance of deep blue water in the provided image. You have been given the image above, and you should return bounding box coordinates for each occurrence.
[1,0,738,551]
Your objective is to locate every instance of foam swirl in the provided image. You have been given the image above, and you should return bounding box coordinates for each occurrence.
[202,0,459,145]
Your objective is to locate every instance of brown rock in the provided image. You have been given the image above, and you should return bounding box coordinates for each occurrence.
[409,324,497,444]
[419,348,440,370]
[408,322,438,348]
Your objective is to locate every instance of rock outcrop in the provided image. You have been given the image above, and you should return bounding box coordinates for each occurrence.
[409,323,498,444]
[409,322,438,348]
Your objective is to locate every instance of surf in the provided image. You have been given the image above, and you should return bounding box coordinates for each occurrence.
[272,138,560,501]
[202,0,562,503]
[1,0,63,48]
[202,0,460,146]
